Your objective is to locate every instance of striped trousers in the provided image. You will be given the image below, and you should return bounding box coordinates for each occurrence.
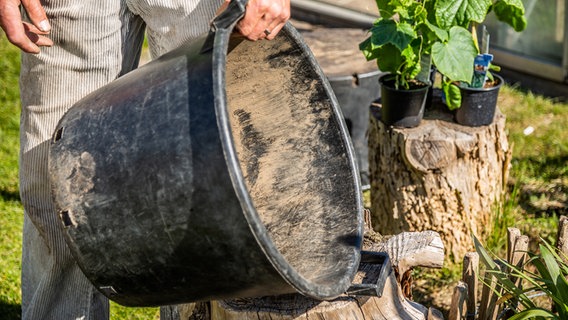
[19,0,223,318]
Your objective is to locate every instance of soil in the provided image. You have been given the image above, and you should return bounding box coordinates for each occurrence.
[223,30,361,286]
[483,76,501,89]
[381,75,430,90]
[456,76,501,89]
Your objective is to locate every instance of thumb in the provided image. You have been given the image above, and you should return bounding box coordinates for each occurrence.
[21,0,50,32]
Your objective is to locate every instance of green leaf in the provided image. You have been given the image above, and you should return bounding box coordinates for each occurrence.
[540,243,568,315]
[370,19,417,52]
[396,0,422,21]
[423,0,438,27]
[423,20,449,42]
[375,0,394,17]
[493,0,527,32]
[540,240,568,275]
[375,43,404,75]
[432,26,478,83]
[541,245,563,287]
[507,308,557,320]
[435,0,492,28]
[394,6,411,20]
[359,37,377,61]
[442,81,462,110]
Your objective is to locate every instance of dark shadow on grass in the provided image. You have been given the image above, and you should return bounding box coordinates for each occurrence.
[516,154,568,179]
[510,154,568,216]
[0,301,21,320]
[0,188,20,202]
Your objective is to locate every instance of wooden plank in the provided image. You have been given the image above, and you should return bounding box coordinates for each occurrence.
[510,235,529,288]
[305,0,379,16]
[480,260,506,320]
[477,267,493,320]
[507,228,521,263]
[507,228,528,290]
[448,281,468,320]
[298,27,379,77]
[462,252,479,320]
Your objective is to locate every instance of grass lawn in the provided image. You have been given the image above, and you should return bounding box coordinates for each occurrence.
[493,85,568,249]
[0,31,24,320]
[1,31,567,318]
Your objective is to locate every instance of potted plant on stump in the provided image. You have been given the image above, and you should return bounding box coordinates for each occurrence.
[361,0,526,128]
[360,0,479,128]
[431,0,527,126]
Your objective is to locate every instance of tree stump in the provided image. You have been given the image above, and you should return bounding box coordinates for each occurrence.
[368,101,512,262]
[166,229,445,320]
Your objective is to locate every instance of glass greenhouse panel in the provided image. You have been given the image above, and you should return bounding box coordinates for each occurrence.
[485,0,565,66]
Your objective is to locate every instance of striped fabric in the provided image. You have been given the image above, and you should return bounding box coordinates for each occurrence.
[19,0,224,319]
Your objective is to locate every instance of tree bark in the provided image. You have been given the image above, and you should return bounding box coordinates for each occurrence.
[368,103,512,262]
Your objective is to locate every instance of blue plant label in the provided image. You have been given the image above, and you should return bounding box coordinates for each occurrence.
[471,54,493,88]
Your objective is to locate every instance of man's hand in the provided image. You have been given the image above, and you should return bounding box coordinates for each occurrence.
[220,0,290,41]
[0,0,52,53]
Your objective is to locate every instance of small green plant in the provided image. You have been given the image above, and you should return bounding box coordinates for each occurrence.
[436,0,527,110]
[359,0,476,90]
[475,236,568,319]
[360,0,526,105]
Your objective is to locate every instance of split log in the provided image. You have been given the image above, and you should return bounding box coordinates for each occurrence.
[170,231,444,320]
[209,278,425,320]
[208,231,444,320]
[365,230,444,300]
[368,102,512,262]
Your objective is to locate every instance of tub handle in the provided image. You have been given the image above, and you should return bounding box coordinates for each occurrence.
[345,251,391,297]
[211,0,248,32]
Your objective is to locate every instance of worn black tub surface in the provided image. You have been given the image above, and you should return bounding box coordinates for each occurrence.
[49,0,363,307]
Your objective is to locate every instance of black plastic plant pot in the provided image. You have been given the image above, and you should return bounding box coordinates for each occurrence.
[379,74,430,128]
[455,74,504,127]
[48,0,363,308]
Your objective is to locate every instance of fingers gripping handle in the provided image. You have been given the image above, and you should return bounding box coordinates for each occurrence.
[211,0,248,32]
[201,0,248,52]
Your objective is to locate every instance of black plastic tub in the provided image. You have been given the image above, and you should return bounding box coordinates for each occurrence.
[48,0,363,307]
